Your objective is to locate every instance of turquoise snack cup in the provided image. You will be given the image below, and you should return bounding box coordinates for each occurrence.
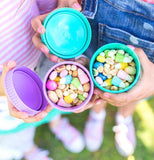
[41,8,91,59]
[89,43,141,93]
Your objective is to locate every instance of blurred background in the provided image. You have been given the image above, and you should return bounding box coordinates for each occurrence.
[34,97,154,160]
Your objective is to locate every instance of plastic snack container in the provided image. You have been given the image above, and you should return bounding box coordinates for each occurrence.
[41,8,91,59]
[89,43,141,93]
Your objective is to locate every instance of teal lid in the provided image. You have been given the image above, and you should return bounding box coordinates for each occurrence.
[41,8,92,59]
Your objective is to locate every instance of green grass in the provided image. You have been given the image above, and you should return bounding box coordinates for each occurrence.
[34,97,154,160]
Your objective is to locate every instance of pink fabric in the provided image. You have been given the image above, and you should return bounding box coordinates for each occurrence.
[0,0,57,73]
[141,0,154,4]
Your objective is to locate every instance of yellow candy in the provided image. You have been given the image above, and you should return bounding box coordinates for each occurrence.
[54,76,60,82]
[104,78,112,86]
[64,94,77,104]
[120,62,128,69]
[96,55,106,63]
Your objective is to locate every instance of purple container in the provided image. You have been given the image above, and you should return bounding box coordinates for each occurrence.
[4,62,94,114]
[43,61,94,112]
[4,66,47,116]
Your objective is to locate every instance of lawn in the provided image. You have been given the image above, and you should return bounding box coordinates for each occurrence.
[34,97,154,160]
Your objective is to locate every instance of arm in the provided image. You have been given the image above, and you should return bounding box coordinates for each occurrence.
[0,61,53,123]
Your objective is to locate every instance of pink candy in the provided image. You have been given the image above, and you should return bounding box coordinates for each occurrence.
[57,97,71,107]
[49,71,57,80]
[78,68,89,84]
[46,80,57,90]
[117,70,132,82]
[60,69,68,78]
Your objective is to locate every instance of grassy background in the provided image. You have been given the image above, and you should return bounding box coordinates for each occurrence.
[34,97,154,160]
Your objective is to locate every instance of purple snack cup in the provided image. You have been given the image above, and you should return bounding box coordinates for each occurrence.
[43,61,94,112]
[4,66,47,116]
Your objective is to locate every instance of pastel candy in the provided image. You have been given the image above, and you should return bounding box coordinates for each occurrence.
[60,75,72,84]
[124,66,136,75]
[93,68,99,76]
[78,94,86,101]
[117,70,133,82]
[83,92,88,98]
[111,76,125,88]
[115,53,125,62]
[57,97,71,107]
[71,78,83,91]
[64,94,77,104]
[99,52,105,57]
[78,68,89,84]
[95,76,103,85]
[96,55,106,63]
[98,73,107,81]
[102,79,112,87]
[115,53,132,63]
[104,50,110,57]
[118,50,125,55]
[93,62,104,69]
[49,71,57,80]
[60,69,68,78]
[46,80,57,90]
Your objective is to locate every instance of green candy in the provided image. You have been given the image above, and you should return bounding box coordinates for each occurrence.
[78,94,86,101]
[115,53,124,62]
[93,68,98,76]
[104,50,110,58]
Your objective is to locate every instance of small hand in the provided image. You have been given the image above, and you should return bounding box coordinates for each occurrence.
[94,47,154,107]
[31,0,81,62]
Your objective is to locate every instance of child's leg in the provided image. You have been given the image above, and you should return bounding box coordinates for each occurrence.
[0,127,35,160]
[113,102,137,157]
[84,100,107,151]
[49,114,85,153]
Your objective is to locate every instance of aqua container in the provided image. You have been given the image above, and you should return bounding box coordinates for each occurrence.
[41,8,91,59]
[89,43,141,93]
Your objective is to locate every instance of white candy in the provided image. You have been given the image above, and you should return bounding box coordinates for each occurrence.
[95,76,103,85]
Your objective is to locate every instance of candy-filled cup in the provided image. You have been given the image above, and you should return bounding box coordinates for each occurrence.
[43,61,94,112]
[89,43,141,93]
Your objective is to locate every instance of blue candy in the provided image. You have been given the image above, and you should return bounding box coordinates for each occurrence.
[111,76,125,88]
[93,62,104,69]
[98,73,107,81]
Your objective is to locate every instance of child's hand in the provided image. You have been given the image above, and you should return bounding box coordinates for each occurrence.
[94,47,154,107]
[1,61,53,123]
[31,0,81,63]
[74,94,106,113]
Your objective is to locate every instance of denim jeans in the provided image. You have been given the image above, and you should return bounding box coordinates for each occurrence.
[81,0,154,63]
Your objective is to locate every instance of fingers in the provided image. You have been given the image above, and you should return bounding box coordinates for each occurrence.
[31,14,48,34]
[94,88,130,107]
[7,100,29,119]
[3,61,17,74]
[58,0,81,11]
[32,33,58,62]
[23,104,53,123]
[69,0,82,11]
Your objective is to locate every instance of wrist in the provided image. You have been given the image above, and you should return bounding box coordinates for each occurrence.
[0,75,6,96]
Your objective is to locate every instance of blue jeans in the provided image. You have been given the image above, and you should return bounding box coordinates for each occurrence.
[82,0,154,63]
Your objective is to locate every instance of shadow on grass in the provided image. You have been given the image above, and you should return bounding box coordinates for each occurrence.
[34,98,154,160]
